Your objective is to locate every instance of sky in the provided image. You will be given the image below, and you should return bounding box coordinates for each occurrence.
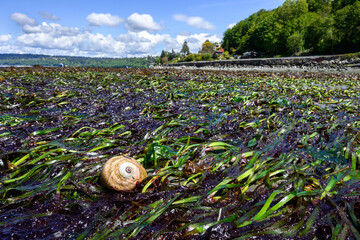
[0,0,285,58]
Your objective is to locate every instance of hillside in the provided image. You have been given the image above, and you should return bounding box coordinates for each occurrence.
[0,54,157,68]
[223,0,360,56]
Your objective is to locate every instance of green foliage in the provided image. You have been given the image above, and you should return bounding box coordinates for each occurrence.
[200,40,215,54]
[160,50,166,59]
[333,1,360,52]
[202,53,212,61]
[184,53,200,62]
[169,49,177,61]
[304,12,336,53]
[222,0,360,56]
[222,51,231,59]
[183,54,195,62]
[180,41,190,56]
[287,32,304,54]
[183,53,216,62]
[160,50,182,64]
[331,0,358,11]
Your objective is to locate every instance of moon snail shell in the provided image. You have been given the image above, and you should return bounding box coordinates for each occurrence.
[100,156,147,191]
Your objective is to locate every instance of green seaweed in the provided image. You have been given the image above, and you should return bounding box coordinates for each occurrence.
[0,67,359,239]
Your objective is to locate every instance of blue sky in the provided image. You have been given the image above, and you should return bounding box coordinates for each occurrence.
[0,0,284,57]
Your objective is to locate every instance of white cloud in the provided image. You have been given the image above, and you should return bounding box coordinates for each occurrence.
[17,22,81,36]
[119,31,171,54]
[183,37,199,44]
[173,14,216,30]
[81,33,121,53]
[178,32,191,36]
[6,12,221,57]
[39,11,60,21]
[11,23,221,57]
[173,14,187,22]
[227,23,236,29]
[0,34,12,42]
[125,13,163,32]
[86,13,124,27]
[52,25,81,37]
[22,22,53,33]
[11,17,170,57]
[10,12,38,26]
[16,24,85,50]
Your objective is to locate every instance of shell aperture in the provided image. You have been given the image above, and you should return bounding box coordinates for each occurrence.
[119,161,137,179]
[100,156,147,191]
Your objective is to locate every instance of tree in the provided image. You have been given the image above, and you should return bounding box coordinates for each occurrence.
[287,32,304,54]
[180,41,190,56]
[304,13,336,53]
[221,0,359,56]
[223,9,270,54]
[333,1,360,52]
[331,0,358,11]
[202,53,212,61]
[169,49,177,61]
[160,56,168,64]
[160,50,166,59]
[160,50,168,64]
[201,40,215,54]
[307,0,331,12]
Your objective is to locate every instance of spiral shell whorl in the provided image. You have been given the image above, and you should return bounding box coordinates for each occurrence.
[100,156,147,191]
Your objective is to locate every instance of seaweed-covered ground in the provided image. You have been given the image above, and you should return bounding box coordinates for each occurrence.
[0,67,359,239]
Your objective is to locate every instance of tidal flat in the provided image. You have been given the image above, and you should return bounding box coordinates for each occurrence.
[0,67,359,239]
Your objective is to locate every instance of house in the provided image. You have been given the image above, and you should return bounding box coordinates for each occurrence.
[213,48,224,58]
